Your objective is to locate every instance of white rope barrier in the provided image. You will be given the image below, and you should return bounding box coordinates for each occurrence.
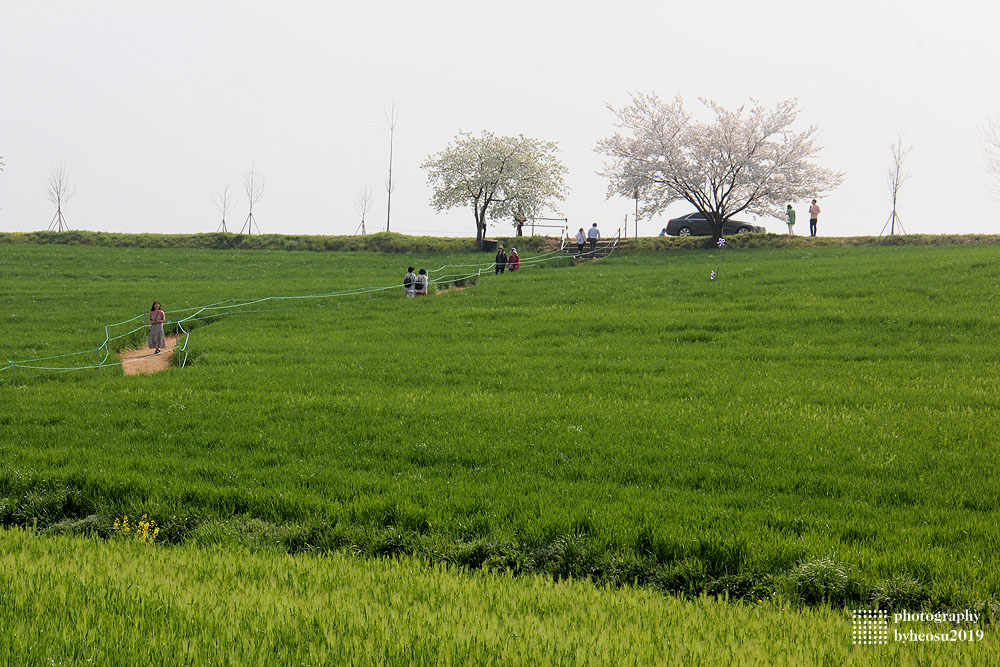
[4,245,615,383]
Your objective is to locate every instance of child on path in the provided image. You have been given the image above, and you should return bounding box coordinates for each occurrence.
[414,269,429,296]
[149,301,166,354]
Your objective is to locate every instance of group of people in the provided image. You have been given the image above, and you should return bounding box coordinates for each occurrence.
[403,267,429,297]
[494,246,520,274]
[785,200,822,236]
[574,223,601,255]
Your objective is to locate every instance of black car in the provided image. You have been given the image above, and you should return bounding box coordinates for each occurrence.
[664,212,765,236]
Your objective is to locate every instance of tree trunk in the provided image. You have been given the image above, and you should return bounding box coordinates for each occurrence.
[708,211,724,240]
[474,200,490,249]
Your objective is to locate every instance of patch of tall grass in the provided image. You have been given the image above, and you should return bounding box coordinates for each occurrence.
[2,528,994,665]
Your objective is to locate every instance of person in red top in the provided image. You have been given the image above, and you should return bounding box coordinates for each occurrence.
[508,248,520,272]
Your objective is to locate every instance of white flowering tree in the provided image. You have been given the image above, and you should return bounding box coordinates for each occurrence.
[422,131,568,248]
[597,94,843,239]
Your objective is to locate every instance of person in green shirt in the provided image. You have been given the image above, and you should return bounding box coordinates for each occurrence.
[785,204,796,235]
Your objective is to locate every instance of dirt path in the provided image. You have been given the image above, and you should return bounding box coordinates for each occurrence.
[118,335,179,375]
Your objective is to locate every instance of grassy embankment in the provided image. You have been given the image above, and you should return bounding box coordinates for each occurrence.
[5,228,1000,253]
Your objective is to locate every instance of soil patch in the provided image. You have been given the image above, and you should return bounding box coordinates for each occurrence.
[118,335,179,375]
[435,284,472,294]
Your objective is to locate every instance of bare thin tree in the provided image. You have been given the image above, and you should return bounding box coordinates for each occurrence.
[881,134,911,235]
[214,182,235,233]
[983,114,1000,197]
[354,185,375,235]
[240,165,265,235]
[47,162,72,232]
[384,102,398,232]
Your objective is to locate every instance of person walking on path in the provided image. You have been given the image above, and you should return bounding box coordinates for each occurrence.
[149,301,166,354]
[508,248,520,272]
[808,199,820,237]
[785,204,796,235]
[574,228,586,255]
[495,245,508,275]
[414,269,429,296]
[587,223,600,254]
[403,267,417,298]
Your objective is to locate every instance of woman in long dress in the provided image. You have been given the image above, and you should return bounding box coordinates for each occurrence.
[149,301,166,354]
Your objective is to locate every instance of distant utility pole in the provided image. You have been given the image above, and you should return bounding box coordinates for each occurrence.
[240,165,264,235]
[47,161,71,232]
[355,185,374,235]
[214,182,235,232]
[385,101,398,232]
[881,135,910,235]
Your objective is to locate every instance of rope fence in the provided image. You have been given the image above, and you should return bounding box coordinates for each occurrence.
[2,238,619,386]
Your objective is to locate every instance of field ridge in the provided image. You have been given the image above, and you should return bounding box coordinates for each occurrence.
[5,229,1000,253]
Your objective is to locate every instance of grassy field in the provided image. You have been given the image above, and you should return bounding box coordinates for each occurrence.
[2,528,994,665]
[2,239,1000,658]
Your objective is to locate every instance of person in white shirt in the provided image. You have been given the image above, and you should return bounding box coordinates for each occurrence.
[586,223,601,254]
[808,200,821,237]
[414,269,429,296]
[403,267,417,298]
[574,228,586,255]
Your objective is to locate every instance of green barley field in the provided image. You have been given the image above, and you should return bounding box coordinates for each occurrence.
[2,235,999,663]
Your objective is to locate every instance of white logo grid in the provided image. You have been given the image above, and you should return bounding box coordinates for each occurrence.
[853,609,889,645]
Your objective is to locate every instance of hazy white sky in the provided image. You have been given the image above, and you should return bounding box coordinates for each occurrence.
[2,1,998,238]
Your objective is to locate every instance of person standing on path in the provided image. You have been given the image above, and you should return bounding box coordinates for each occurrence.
[149,301,166,354]
[507,248,520,272]
[495,245,508,275]
[785,204,796,235]
[587,223,600,254]
[808,199,821,237]
[404,267,417,298]
[574,228,586,255]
